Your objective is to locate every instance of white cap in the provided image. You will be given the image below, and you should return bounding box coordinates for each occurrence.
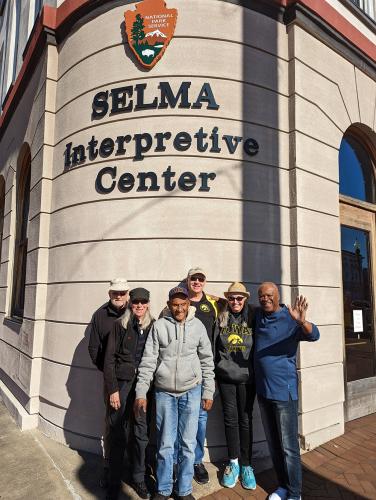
[108,278,130,292]
[187,267,206,278]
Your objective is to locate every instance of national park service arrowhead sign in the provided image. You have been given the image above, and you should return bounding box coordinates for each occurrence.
[124,0,178,69]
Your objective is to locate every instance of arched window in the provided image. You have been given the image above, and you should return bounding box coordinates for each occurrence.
[339,126,376,418]
[339,133,376,202]
[11,147,31,319]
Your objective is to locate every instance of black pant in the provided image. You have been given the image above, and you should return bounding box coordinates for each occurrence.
[107,379,149,498]
[218,382,256,465]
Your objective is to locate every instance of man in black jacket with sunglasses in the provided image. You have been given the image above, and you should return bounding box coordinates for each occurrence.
[88,278,130,487]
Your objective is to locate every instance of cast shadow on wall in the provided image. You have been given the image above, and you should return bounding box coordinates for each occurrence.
[63,324,130,499]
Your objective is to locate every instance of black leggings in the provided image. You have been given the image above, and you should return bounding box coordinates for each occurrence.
[218,382,256,465]
[107,380,149,498]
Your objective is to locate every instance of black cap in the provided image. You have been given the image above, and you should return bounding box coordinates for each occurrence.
[130,288,150,302]
[169,286,189,300]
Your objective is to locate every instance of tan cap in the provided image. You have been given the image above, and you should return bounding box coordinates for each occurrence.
[108,278,130,292]
[224,282,250,298]
[187,267,206,278]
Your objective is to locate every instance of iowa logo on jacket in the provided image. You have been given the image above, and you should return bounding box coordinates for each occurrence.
[228,334,243,345]
[124,0,178,69]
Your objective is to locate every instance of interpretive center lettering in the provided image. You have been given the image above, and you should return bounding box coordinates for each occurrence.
[63,81,260,194]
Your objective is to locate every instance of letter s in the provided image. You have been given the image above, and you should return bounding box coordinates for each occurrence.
[92,91,109,119]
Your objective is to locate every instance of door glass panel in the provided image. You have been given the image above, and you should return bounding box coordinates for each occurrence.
[341,225,376,381]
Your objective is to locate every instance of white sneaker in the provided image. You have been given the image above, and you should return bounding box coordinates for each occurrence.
[268,487,288,500]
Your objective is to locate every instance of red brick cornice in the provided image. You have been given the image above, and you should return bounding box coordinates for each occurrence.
[1,0,376,136]
[292,0,376,61]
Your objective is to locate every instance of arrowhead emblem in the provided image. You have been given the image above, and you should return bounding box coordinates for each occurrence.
[124,0,178,69]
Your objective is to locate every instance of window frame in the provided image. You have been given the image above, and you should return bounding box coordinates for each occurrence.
[11,149,31,320]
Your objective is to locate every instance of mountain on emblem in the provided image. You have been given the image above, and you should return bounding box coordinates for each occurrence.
[124,0,178,69]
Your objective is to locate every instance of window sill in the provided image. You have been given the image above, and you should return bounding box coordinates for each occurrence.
[3,316,23,333]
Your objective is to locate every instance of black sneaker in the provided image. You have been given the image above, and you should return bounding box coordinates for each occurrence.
[133,481,151,499]
[193,463,209,484]
[99,467,109,488]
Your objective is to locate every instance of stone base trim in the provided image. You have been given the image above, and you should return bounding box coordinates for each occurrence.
[0,380,38,431]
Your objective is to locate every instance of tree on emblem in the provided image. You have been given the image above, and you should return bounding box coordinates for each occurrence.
[131,14,145,46]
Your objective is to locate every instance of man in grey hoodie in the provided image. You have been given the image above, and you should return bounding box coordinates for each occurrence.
[134,286,215,500]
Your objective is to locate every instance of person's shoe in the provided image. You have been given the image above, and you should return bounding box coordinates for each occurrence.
[133,481,151,499]
[193,463,209,484]
[99,467,109,488]
[178,495,195,500]
[240,465,256,490]
[221,462,240,488]
[269,487,288,500]
[153,494,170,500]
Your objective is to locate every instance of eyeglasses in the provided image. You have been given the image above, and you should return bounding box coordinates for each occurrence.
[132,299,148,305]
[111,291,127,296]
[228,296,246,302]
[190,275,205,282]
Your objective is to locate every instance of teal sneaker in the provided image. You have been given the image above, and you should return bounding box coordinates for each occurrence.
[221,462,240,488]
[240,465,256,490]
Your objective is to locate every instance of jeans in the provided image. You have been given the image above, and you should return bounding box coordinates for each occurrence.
[258,395,301,499]
[107,380,149,498]
[173,402,208,465]
[218,382,256,465]
[155,384,201,496]
[195,406,208,463]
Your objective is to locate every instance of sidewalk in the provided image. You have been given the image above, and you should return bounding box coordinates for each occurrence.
[203,412,376,500]
[2,395,376,500]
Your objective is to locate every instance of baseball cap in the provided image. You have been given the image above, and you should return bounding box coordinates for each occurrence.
[187,267,206,278]
[108,278,130,292]
[169,286,189,300]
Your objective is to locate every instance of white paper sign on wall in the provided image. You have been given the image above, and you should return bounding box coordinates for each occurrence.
[353,309,363,333]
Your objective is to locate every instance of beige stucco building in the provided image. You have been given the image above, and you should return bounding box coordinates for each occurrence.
[1,0,376,465]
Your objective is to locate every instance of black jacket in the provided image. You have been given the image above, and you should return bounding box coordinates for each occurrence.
[88,301,124,371]
[103,315,154,394]
[214,304,255,384]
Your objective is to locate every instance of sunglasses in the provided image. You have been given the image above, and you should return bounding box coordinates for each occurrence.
[228,296,246,302]
[190,275,205,282]
[111,291,127,296]
[132,299,148,305]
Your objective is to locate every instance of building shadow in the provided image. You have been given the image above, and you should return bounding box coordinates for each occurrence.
[63,322,134,499]
[255,465,369,500]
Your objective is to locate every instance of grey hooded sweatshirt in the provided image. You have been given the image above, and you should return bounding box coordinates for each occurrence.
[135,306,215,400]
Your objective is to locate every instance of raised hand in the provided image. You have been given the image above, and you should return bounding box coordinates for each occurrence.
[287,295,308,324]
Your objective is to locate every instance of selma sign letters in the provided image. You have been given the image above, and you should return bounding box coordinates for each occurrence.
[63,81,260,194]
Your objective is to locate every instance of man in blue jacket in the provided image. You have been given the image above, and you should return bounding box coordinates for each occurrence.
[254,282,320,500]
